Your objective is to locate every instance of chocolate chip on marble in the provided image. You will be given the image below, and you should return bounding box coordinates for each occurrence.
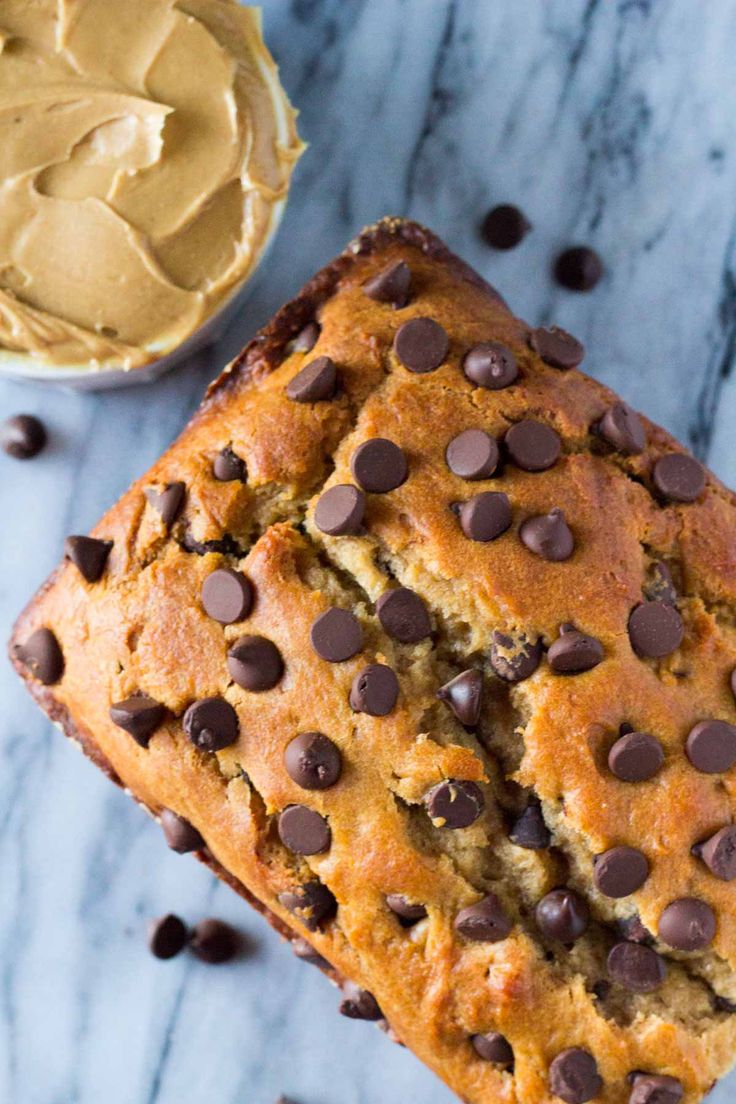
[15,627,64,685]
[594,847,649,898]
[278,881,337,931]
[608,730,664,782]
[310,607,363,662]
[292,936,330,969]
[386,895,427,923]
[190,918,240,963]
[535,888,589,943]
[628,601,683,658]
[686,720,736,774]
[505,419,561,472]
[471,1031,514,1066]
[455,893,512,942]
[148,913,188,960]
[437,669,483,727]
[607,941,666,993]
[109,694,165,747]
[278,805,331,855]
[426,779,484,829]
[349,664,399,716]
[285,732,342,791]
[547,627,604,674]
[292,321,320,353]
[339,981,383,1021]
[363,261,412,307]
[658,897,716,951]
[481,204,531,250]
[549,1048,602,1104]
[145,482,185,528]
[376,587,431,643]
[554,246,604,292]
[529,326,585,370]
[314,483,366,535]
[509,804,551,850]
[490,630,543,682]
[644,560,677,606]
[160,809,205,853]
[456,491,512,542]
[351,438,408,493]
[628,1073,684,1104]
[393,317,449,373]
[286,355,338,403]
[462,342,518,390]
[201,567,253,624]
[597,402,646,455]
[652,453,705,503]
[183,697,239,752]
[446,429,499,480]
[227,635,284,690]
[213,446,246,482]
[692,826,736,880]
[520,508,574,561]
[64,536,112,583]
[1,414,47,459]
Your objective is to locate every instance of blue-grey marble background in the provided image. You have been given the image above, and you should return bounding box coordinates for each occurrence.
[2,2,736,1101]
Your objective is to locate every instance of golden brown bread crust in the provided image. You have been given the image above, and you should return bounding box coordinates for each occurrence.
[10,218,736,1104]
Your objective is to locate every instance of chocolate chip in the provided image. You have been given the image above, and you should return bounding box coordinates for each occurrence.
[446,429,499,480]
[529,326,585,370]
[535,888,589,942]
[145,482,185,528]
[658,897,716,951]
[189,918,240,963]
[608,730,664,782]
[349,664,399,716]
[363,261,412,307]
[628,601,683,658]
[594,846,649,898]
[462,342,518,389]
[148,914,188,960]
[549,1048,602,1104]
[286,356,338,403]
[505,419,561,472]
[618,916,653,944]
[310,608,363,662]
[713,994,736,1014]
[386,895,427,923]
[692,826,736,880]
[339,981,382,1020]
[628,1073,683,1104]
[547,628,604,674]
[509,804,551,850]
[554,246,604,292]
[64,536,112,583]
[490,630,542,682]
[607,941,666,993]
[455,893,512,942]
[227,635,284,690]
[278,805,331,855]
[1,414,46,459]
[109,694,165,747]
[653,453,705,503]
[285,732,342,790]
[351,438,408,493]
[481,204,531,250]
[292,321,320,352]
[314,483,366,535]
[201,567,253,624]
[15,627,64,685]
[471,1031,514,1065]
[394,317,448,373]
[376,587,431,644]
[183,697,239,752]
[519,508,574,561]
[292,936,329,969]
[597,402,646,455]
[213,446,246,482]
[278,881,336,931]
[426,779,484,829]
[437,669,483,726]
[686,720,736,773]
[456,491,512,542]
[645,561,677,605]
[160,809,205,853]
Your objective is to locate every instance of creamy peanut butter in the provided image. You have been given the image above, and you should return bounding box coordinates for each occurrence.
[0,0,303,371]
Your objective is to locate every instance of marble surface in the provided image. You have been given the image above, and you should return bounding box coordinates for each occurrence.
[2,1,736,1101]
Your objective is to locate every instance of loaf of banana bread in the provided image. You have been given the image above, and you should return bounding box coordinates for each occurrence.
[11,218,736,1104]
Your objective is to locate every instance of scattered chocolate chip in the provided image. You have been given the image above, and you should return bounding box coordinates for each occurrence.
[645,561,677,605]
[426,779,484,829]
[278,881,337,931]
[607,941,666,993]
[351,438,408,493]
[658,897,716,951]
[386,895,427,923]
[509,804,551,850]
[628,1073,683,1104]
[339,981,382,1020]
[213,446,246,482]
[201,567,253,625]
[190,918,240,963]
[529,326,585,370]
[349,664,399,716]
[227,635,284,690]
[456,491,512,542]
[393,317,449,373]
[376,587,431,644]
[292,321,320,353]
[446,429,499,480]
[462,342,518,390]
[285,732,342,791]
[310,607,363,662]
[554,246,604,292]
[519,508,574,561]
[549,1048,602,1104]
[548,628,604,674]
[437,669,483,726]
[292,936,329,969]
[652,453,705,503]
[608,730,664,782]
[490,630,542,682]
[109,694,165,747]
[180,531,243,557]
[692,826,736,880]
[597,402,646,455]
[278,805,331,855]
[535,888,589,942]
[471,1031,514,1065]
[505,419,561,472]
[481,204,531,250]
[455,893,512,942]
[686,720,736,774]
[160,809,205,853]
[64,536,112,583]
[15,627,64,685]
[594,846,649,898]
[145,482,185,528]
[183,697,239,752]
[363,261,412,307]
[628,601,683,658]
[286,356,337,403]
[1,414,47,459]
[314,483,366,536]
[148,914,188,960]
